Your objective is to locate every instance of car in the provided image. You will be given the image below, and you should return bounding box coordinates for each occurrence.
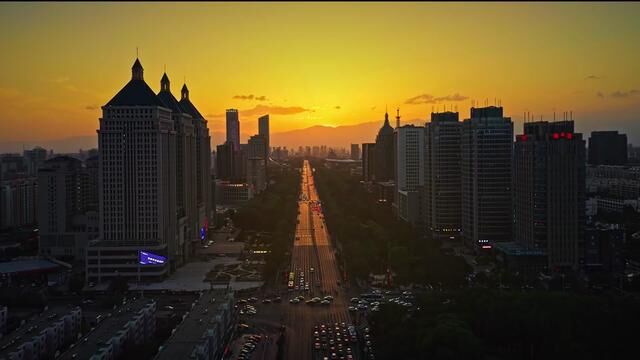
[248,297,258,303]
[162,305,175,311]
[314,342,321,350]
[350,297,359,303]
[289,298,300,304]
[324,295,334,301]
[262,299,271,304]
[348,306,356,312]
[320,300,331,305]
[273,296,282,303]
[306,300,314,305]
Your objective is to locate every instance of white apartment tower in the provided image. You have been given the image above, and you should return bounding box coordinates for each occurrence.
[395,125,425,227]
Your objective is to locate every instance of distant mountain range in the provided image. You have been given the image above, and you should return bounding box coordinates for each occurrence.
[0,121,390,153]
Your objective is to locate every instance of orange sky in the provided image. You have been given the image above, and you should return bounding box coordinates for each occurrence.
[1,2,639,149]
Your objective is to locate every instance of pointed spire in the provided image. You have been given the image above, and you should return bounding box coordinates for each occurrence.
[132,58,143,80]
[384,108,390,126]
[160,72,170,92]
[181,83,189,100]
[396,107,401,128]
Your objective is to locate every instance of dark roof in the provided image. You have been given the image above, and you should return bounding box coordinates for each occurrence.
[157,90,184,114]
[105,79,166,107]
[377,113,394,136]
[179,98,204,119]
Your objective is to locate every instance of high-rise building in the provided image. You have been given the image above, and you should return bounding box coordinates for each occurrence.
[226,109,240,151]
[362,143,376,182]
[350,144,360,160]
[235,144,248,181]
[216,142,235,181]
[395,125,425,226]
[92,58,177,283]
[23,147,48,175]
[375,111,395,182]
[37,156,99,260]
[258,114,270,157]
[158,72,198,265]
[461,106,513,250]
[588,131,627,165]
[513,121,585,271]
[247,135,267,194]
[89,58,211,284]
[0,177,37,230]
[424,111,461,241]
[180,83,212,240]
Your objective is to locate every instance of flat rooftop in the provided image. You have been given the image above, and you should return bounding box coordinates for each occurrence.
[0,259,60,275]
[493,242,546,257]
[58,298,155,360]
[0,305,79,355]
[155,290,234,360]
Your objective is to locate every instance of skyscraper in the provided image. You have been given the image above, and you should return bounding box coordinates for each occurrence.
[375,111,395,182]
[180,83,212,242]
[93,58,177,283]
[247,135,267,194]
[513,121,586,271]
[350,144,360,160]
[362,143,376,182]
[226,109,240,151]
[258,114,270,157]
[158,72,197,265]
[395,125,425,227]
[588,131,628,165]
[424,111,461,241]
[89,58,211,285]
[461,106,513,250]
[216,142,235,181]
[38,156,98,260]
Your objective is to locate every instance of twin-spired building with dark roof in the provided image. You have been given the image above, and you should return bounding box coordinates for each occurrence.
[87,58,211,285]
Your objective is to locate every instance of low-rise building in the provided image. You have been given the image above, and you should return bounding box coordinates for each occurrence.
[155,290,235,360]
[0,306,82,360]
[58,299,156,360]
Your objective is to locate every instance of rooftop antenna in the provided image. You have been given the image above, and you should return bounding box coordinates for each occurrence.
[553,108,556,121]
[396,107,401,128]
[136,47,138,58]
[570,111,573,121]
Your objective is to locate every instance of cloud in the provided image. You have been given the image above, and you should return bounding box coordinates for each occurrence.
[335,106,341,110]
[85,105,99,110]
[611,89,639,98]
[233,94,268,101]
[585,75,601,80]
[242,105,310,117]
[370,106,376,111]
[405,93,469,105]
[207,104,312,119]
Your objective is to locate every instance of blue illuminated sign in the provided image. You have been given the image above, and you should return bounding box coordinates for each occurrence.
[200,227,206,241]
[139,251,167,265]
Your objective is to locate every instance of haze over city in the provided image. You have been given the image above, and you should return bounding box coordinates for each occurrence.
[3,2,640,360]
[1,2,640,152]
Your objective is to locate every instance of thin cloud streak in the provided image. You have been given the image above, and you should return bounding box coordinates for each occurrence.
[405,93,469,105]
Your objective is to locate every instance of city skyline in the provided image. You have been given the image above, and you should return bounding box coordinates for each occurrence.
[1,2,640,149]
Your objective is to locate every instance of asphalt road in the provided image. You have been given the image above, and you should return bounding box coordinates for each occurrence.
[283,159,353,360]
[236,160,355,360]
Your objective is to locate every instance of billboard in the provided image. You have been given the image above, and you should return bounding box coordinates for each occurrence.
[139,251,167,265]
